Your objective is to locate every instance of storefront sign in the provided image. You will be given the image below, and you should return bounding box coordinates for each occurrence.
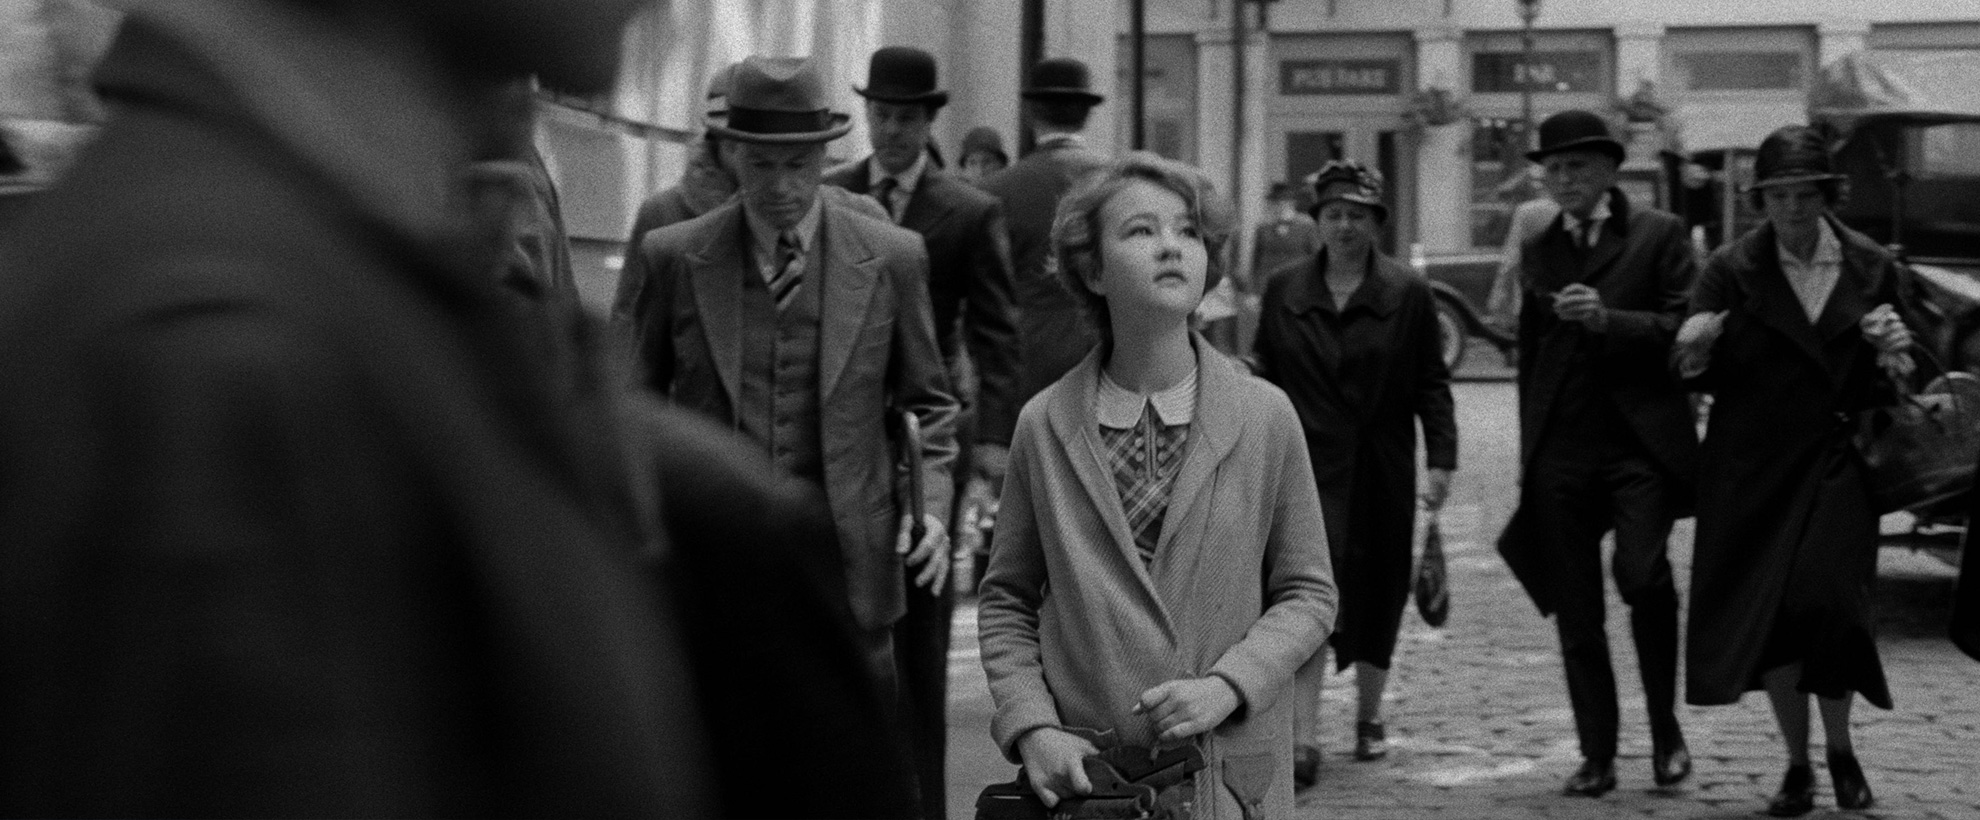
[1472,51,1604,93]
[1280,59,1402,95]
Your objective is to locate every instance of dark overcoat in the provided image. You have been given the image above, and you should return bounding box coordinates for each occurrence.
[979,137,1111,404]
[1252,248,1457,667]
[1499,188,1700,614]
[622,198,960,632]
[1683,218,1905,708]
[0,7,708,815]
[826,160,1022,444]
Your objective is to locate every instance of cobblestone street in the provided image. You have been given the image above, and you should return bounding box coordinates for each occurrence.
[947,379,1980,820]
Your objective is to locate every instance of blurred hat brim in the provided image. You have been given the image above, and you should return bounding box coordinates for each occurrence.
[705,111,853,144]
[1022,87,1105,105]
[1747,171,1846,190]
[854,86,950,108]
[1526,136,1625,165]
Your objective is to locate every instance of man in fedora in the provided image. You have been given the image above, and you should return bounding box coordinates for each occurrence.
[824,44,1019,819]
[981,57,1111,407]
[619,55,959,740]
[1496,109,1698,797]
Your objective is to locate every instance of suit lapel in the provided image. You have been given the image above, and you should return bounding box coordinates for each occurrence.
[688,204,748,410]
[818,204,884,399]
[1047,352,1180,642]
[1736,228,1833,373]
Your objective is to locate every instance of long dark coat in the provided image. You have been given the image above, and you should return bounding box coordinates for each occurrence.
[979,137,1111,405]
[0,8,708,815]
[1684,218,1906,708]
[1499,188,1700,614]
[1253,248,1458,667]
[825,160,1022,444]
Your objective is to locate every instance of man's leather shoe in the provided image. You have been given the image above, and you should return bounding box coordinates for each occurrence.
[1651,734,1692,786]
[1354,721,1388,761]
[1828,749,1874,810]
[1293,744,1320,789]
[1766,763,1815,817]
[1562,758,1616,797]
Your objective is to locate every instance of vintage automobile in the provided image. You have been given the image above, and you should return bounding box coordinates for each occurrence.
[1414,249,1516,372]
[1809,49,1980,560]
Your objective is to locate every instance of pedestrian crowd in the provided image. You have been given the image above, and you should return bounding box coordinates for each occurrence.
[0,2,1976,819]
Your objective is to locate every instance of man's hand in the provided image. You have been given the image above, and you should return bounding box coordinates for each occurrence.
[896,513,950,594]
[1015,727,1098,808]
[1134,676,1241,743]
[1551,283,1608,331]
[1421,467,1454,511]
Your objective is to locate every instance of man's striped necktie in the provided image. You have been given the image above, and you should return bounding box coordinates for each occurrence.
[769,230,804,310]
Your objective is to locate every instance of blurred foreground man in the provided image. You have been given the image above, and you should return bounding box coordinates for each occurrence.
[0,1,714,815]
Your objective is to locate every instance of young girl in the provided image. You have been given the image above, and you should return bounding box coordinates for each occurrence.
[977,153,1337,820]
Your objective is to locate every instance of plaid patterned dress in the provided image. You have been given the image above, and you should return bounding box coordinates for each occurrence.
[1096,368,1196,564]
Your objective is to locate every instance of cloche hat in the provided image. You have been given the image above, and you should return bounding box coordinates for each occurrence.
[1307,160,1389,222]
[1748,125,1845,190]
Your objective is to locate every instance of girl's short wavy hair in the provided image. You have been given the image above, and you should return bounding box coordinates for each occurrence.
[1049,152,1233,344]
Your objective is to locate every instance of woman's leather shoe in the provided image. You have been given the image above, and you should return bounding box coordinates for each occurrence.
[1562,758,1616,797]
[1651,735,1692,786]
[1293,743,1321,789]
[1828,749,1874,810]
[1354,721,1388,761]
[1766,763,1816,817]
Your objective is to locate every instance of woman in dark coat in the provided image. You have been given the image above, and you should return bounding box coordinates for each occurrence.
[1674,126,1916,817]
[1252,160,1458,784]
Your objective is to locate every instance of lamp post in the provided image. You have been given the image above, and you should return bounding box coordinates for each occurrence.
[1516,0,1542,151]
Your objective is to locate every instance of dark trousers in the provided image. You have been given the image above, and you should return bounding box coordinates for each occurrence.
[1529,433,1683,762]
[894,576,953,820]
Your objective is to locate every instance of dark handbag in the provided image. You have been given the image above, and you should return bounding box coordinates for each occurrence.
[1414,513,1450,627]
[1853,348,1980,514]
[974,740,1205,820]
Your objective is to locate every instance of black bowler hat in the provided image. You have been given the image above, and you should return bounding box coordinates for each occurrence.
[1526,109,1625,165]
[705,55,853,145]
[1022,57,1105,106]
[1748,126,1845,190]
[854,46,949,108]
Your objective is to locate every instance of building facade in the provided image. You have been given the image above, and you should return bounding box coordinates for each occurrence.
[1109,0,1980,258]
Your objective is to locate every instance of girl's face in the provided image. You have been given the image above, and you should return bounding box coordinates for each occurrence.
[1316,200,1379,255]
[1089,180,1209,320]
[1759,182,1828,233]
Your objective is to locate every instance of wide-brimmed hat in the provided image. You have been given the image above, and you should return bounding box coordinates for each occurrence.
[1525,109,1625,165]
[1022,57,1105,105]
[1748,125,1845,190]
[706,56,853,145]
[1307,160,1389,222]
[854,46,949,108]
[959,126,1008,164]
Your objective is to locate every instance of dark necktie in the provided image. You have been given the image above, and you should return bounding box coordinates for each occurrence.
[873,177,899,222]
[768,231,804,310]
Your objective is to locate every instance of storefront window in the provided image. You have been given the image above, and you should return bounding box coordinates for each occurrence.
[1671,52,1804,91]
[1469,118,1532,249]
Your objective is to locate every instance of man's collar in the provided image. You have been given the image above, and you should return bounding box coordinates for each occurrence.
[1036,132,1086,150]
[1560,195,1613,231]
[744,195,824,260]
[866,152,928,193]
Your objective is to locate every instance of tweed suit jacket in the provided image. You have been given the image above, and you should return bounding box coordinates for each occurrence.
[826,159,1022,444]
[978,337,1337,820]
[979,138,1112,404]
[622,197,959,631]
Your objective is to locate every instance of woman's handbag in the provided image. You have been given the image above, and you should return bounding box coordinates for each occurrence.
[1852,347,1980,514]
[1413,513,1450,628]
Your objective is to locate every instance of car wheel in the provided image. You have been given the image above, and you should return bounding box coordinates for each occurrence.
[1436,298,1467,372]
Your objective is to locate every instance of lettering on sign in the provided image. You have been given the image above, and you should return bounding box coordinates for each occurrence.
[1280,59,1402,95]
[1472,51,1604,93]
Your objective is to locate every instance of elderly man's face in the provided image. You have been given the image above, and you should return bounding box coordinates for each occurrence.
[725,140,826,231]
[1540,149,1620,219]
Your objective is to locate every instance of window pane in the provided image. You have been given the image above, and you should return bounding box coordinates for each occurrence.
[1918,123,1980,177]
[1674,52,1803,91]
